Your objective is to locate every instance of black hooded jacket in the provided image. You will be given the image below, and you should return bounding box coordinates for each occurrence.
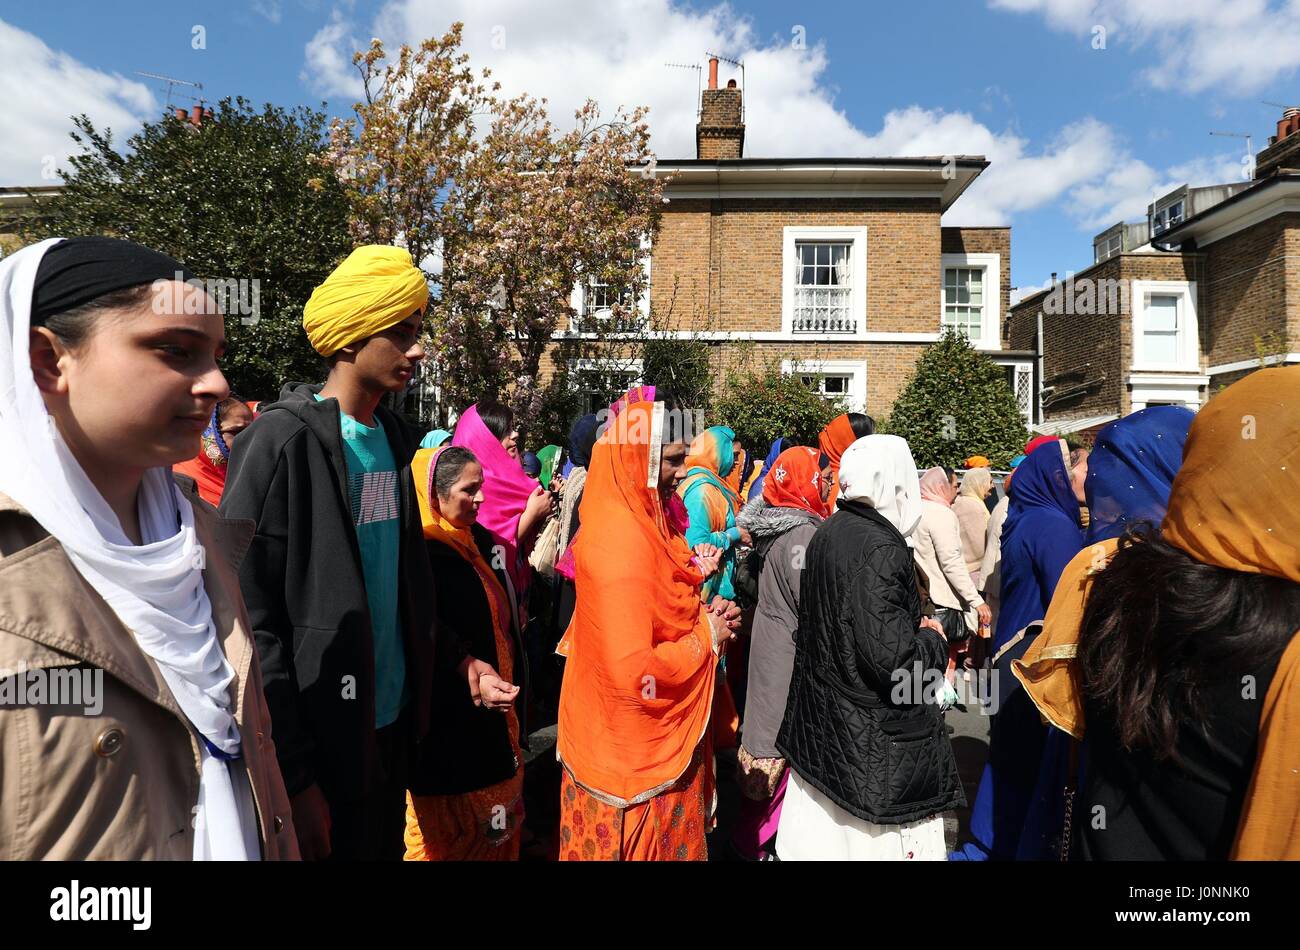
[776,499,964,825]
[220,382,436,804]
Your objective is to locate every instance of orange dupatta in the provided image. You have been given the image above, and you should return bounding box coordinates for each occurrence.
[556,401,718,807]
[819,413,857,510]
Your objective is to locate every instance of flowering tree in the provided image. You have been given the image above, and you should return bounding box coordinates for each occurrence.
[321,23,665,432]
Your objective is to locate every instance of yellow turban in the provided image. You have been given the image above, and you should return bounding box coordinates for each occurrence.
[302,245,429,357]
[964,455,991,468]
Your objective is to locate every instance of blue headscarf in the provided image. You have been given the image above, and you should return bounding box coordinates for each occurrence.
[995,438,1084,651]
[1084,406,1193,545]
[520,451,541,478]
[567,413,599,469]
[420,428,451,449]
[747,436,791,501]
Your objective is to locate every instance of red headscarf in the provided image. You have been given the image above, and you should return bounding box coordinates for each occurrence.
[762,446,829,519]
[818,413,858,509]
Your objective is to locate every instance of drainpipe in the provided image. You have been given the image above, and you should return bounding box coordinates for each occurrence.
[1036,311,1045,427]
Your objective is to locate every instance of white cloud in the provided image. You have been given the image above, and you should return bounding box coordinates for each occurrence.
[252,1,283,25]
[298,0,1252,232]
[1067,150,1248,230]
[302,9,364,99]
[301,0,1146,228]
[0,19,155,185]
[989,0,1300,95]
[1011,277,1055,306]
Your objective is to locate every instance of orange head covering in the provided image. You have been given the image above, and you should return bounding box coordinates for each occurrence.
[818,413,858,509]
[556,401,716,807]
[1162,367,1300,583]
[762,446,829,518]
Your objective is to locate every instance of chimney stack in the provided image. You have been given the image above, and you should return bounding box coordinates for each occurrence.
[1256,106,1300,179]
[696,58,744,160]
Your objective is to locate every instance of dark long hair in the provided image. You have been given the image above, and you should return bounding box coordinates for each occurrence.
[1078,524,1300,760]
[476,400,514,442]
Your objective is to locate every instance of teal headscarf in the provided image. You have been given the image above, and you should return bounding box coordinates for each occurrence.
[420,428,452,449]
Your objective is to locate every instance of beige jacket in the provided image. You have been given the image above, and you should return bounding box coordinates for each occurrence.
[0,481,299,860]
[913,500,984,626]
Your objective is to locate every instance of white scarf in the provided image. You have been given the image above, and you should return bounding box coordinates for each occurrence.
[0,240,251,860]
[837,434,923,547]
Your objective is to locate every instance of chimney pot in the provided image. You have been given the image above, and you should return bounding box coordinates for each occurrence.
[708,57,718,90]
[191,105,204,126]
[726,78,737,88]
[174,108,187,121]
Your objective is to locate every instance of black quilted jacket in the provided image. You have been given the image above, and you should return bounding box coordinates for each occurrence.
[776,499,965,825]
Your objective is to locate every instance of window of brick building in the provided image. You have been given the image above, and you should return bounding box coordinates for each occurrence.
[940,252,1001,349]
[782,359,866,411]
[943,266,985,341]
[1131,280,1199,372]
[794,242,854,332]
[782,227,868,338]
[570,359,643,416]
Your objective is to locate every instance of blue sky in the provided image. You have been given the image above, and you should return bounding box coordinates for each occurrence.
[4,0,1298,297]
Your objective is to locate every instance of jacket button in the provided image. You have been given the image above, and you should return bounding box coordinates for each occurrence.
[274,816,284,833]
[94,728,124,757]
[256,731,265,747]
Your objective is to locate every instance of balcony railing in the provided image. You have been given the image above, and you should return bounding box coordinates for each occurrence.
[793,287,856,333]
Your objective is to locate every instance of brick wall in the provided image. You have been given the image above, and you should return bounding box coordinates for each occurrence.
[1202,213,1295,368]
[649,196,944,333]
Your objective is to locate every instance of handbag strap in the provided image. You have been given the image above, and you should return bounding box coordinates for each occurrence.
[1060,738,1081,861]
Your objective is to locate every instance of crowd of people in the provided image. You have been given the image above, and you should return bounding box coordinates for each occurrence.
[0,234,1296,862]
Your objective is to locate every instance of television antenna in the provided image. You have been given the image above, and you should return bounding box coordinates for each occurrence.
[135,71,204,109]
[665,62,703,119]
[1262,100,1300,111]
[1210,130,1253,156]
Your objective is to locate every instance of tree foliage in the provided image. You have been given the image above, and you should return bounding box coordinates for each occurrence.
[22,97,353,398]
[323,23,665,429]
[713,346,845,451]
[883,329,1029,468]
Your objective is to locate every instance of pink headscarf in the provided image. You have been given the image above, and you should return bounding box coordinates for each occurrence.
[451,403,538,593]
[919,466,957,506]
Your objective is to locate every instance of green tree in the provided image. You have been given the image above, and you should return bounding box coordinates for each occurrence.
[22,97,352,398]
[714,346,844,450]
[884,329,1028,468]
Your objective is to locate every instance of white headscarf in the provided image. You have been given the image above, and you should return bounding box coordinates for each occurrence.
[837,434,923,546]
[0,240,252,860]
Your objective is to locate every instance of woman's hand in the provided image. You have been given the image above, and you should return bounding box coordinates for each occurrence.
[976,602,992,628]
[737,526,753,546]
[518,485,552,543]
[458,656,519,709]
[709,595,744,630]
[693,543,722,578]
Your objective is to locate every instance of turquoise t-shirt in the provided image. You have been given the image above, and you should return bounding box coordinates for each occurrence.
[317,395,408,729]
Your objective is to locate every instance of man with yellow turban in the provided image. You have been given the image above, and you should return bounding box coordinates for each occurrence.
[221,245,438,861]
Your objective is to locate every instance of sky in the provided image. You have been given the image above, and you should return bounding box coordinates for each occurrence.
[4,0,1299,298]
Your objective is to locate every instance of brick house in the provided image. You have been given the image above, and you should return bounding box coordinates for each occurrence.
[549,60,1034,424]
[1007,108,1300,435]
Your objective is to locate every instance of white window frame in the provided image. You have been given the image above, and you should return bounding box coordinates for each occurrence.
[940,252,1001,350]
[1131,280,1199,373]
[781,358,867,412]
[1127,373,1207,412]
[568,358,644,416]
[569,235,652,327]
[781,226,869,339]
